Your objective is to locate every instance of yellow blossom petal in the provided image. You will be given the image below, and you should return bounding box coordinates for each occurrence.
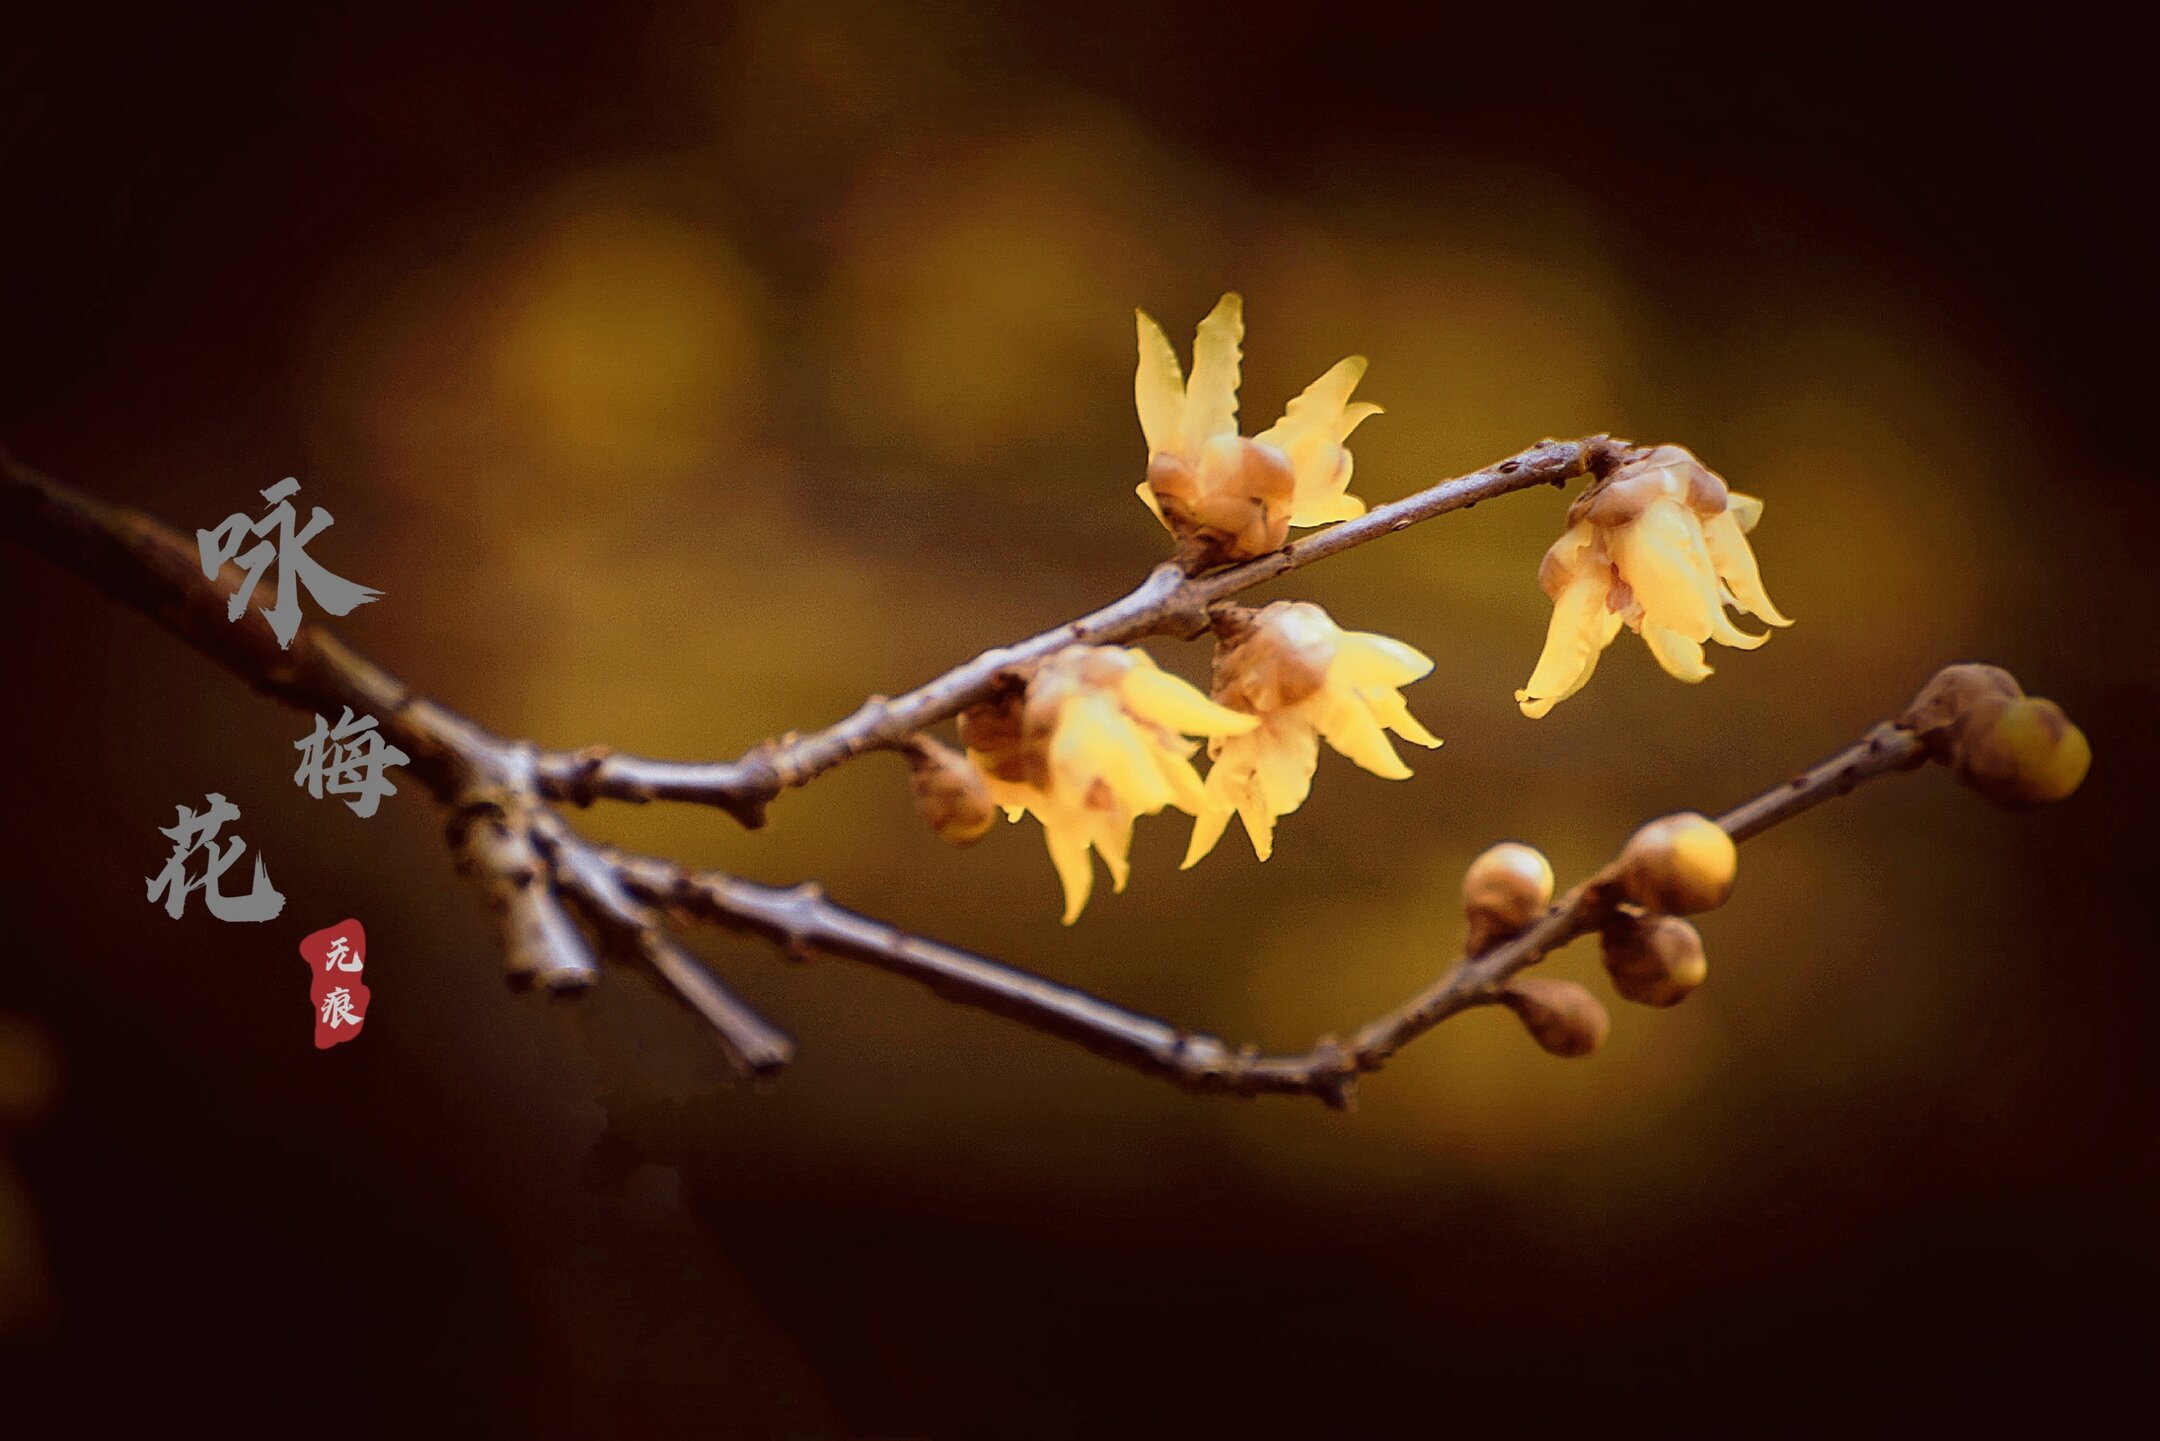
[1119,659,1259,738]
[1044,816,1096,925]
[1518,574,1614,718]
[1613,500,1720,641]
[1702,506,1792,627]
[1331,631,1434,690]
[1643,622,1712,683]
[1179,292,1243,454]
[1365,686,1443,749]
[1313,690,1413,779]
[1181,794,1236,869]
[1134,309,1187,456]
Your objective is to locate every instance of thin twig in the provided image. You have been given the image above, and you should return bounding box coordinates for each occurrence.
[606,722,1930,1108]
[0,440,1955,1106]
[530,435,1628,826]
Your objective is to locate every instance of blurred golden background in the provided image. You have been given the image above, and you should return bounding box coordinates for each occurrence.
[3,2,2153,1434]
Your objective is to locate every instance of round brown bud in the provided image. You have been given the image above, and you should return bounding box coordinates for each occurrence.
[905,739,996,846]
[1462,842,1555,953]
[1619,812,1737,915]
[1600,915,1708,1008]
[1499,977,1609,1058]
[1952,695,2091,809]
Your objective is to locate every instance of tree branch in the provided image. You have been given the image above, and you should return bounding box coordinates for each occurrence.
[530,435,1628,826]
[602,721,1931,1109]
[0,441,2010,1107]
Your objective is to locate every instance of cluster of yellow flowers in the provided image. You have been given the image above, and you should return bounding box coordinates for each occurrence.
[931,295,1804,921]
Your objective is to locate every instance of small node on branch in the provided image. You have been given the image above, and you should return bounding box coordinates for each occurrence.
[1500,977,1609,1058]
[1462,841,1554,953]
[1619,812,1737,915]
[1901,663,2090,809]
[902,736,996,846]
[1600,914,1708,1007]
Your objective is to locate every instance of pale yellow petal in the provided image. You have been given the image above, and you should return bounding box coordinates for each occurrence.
[1612,502,1720,641]
[1179,292,1243,453]
[1134,479,1166,526]
[1643,623,1712,682]
[1708,607,1768,651]
[1044,816,1097,925]
[1339,400,1382,439]
[1234,776,1278,861]
[1119,661,1258,738]
[1365,687,1442,749]
[1728,492,1763,533]
[1182,804,1233,869]
[1252,722,1320,817]
[1702,508,1792,627]
[1315,692,1411,779]
[1517,575,1610,717]
[1092,809,1136,893]
[1289,490,1365,527]
[1054,700,1172,813]
[1134,309,1187,456]
[1148,738,1211,814]
[1331,631,1433,689]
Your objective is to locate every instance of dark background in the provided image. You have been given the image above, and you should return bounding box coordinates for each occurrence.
[3,4,2154,1435]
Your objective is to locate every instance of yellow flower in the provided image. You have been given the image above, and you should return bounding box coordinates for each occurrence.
[1134,293,1381,565]
[959,646,1256,923]
[1516,444,1790,718]
[1182,601,1440,866]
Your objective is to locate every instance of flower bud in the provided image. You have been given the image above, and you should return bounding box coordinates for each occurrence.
[1951,695,2091,809]
[1619,812,1736,915]
[1600,915,1707,1008]
[905,738,996,846]
[1499,977,1609,1058]
[1462,842,1554,953]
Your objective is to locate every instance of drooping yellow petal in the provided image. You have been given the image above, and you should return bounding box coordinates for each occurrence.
[1182,803,1234,869]
[1092,808,1136,893]
[1702,507,1792,627]
[1518,574,1612,719]
[1052,695,1172,813]
[1643,622,1713,682]
[1613,501,1720,641]
[1728,492,1763,532]
[1252,722,1320,816]
[1314,690,1412,779]
[1044,816,1096,925]
[1178,292,1243,454]
[1364,687,1442,749]
[1134,309,1187,456]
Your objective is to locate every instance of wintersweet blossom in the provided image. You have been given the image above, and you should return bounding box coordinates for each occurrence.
[1134,293,1380,564]
[959,646,1256,923]
[1516,445,1790,718]
[1182,601,1440,867]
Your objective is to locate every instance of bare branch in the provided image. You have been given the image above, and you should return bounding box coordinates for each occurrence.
[605,720,1931,1109]
[0,442,2034,1109]
[531,435,1628,825]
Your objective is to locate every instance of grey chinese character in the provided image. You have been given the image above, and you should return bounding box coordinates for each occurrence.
[196,478,381,648]
[293,708,410,819]
[320,987,365,1029]
[144,793,286,923]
